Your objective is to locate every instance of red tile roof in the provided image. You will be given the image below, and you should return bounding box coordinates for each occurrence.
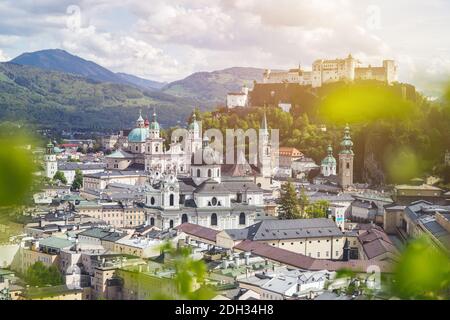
[235,240,393,273]
[175,223,220,242]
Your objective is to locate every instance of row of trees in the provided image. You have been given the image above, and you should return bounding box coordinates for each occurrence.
[278,181,330,220]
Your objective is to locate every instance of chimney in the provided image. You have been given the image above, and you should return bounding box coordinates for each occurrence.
[234,253,240,267]
[244,252,251,265]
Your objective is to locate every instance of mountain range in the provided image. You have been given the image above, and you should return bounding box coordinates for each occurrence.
[11,49,167,91]
[1,49,266,130]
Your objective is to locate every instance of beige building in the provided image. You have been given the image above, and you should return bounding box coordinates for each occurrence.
[113,238,162,258]
[83,171,148,191]
[384,200,450,252]
[393,184,444,204]
[19,237,74,273]
[179,219,346,260]
[20,285,85,300]
[75,200,147,228]
[277,147,304,168]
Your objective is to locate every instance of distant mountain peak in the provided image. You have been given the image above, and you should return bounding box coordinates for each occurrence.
[10,49,165,90]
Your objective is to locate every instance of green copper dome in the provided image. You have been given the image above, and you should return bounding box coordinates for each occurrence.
[149,111,160,131]
[321,144,336,165]
[128,127,149,142]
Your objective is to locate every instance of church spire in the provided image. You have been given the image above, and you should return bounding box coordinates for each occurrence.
[261,110,268,133]
[340,124,353,154]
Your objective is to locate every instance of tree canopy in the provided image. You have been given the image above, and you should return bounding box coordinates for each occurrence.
[25,261,64,287]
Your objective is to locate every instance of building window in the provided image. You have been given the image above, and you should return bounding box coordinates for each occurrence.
[237,193,242,203]
[169,220,174,228]
[211,213,218,226]
[197,169,201,177]
[181,214,188,224]
[151,197,155,205]
[208,169,212,178]
[211,197,218,206]
[346,162,350,169]
[170,194,174,206]
[239,212,246,225]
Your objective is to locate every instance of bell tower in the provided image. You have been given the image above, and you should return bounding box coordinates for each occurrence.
[258,111,272,178]
[44,141,58,179]
[338,124,354,189]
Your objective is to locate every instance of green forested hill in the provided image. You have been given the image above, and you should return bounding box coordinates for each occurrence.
[0,62,197,130]
[162,67,265,106]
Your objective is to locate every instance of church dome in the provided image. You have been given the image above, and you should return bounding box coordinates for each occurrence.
[150,121,160,130]
[128,127,149,143]
[321,156,336,166]
[321,144,336,165]
[149,111,160,131]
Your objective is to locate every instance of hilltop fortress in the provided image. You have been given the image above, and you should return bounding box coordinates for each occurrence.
[262,54,398,88]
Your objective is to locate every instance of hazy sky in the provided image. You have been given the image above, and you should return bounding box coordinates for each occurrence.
[0,0,449,94]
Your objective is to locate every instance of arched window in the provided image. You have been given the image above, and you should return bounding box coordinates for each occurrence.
[197,169,201,177]
[169,220,174,228]
[150,197,155,205]
[208,169,212,177]
[155,146,159,152]
[181,214,188,224]
[239,212,246,225]
[211,213,217,226]
[346,162,350,169]
[170,194,174,206]
[150,217,155,226]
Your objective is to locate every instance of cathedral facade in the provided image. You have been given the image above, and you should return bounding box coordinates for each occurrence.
[142,139,265,230]
[105,111,202,176]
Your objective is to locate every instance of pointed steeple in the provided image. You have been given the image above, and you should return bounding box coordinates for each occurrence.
[137,109,144,122]
[150,107,160,131]
[261,110,268,133]
[136,110,145,128]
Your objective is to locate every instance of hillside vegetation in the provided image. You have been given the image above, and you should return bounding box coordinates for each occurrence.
[195,81,450,186]
[0,62,197,130]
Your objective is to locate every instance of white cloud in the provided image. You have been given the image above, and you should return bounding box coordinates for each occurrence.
[58,24,183,81]
[0,49,10,62]
[0,0,449,91]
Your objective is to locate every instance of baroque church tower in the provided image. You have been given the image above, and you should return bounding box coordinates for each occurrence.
[338,124,354,189]
[258,111,272,178]
[321,144,337,177]
[44,141,58,179]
